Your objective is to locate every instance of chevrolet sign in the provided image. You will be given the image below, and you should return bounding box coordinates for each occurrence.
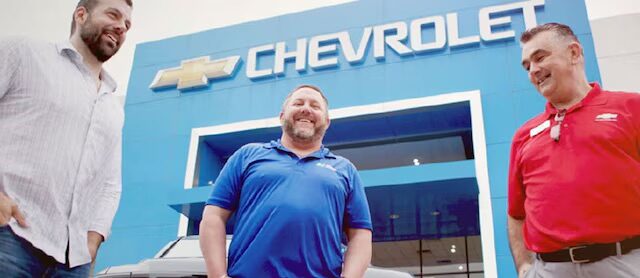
[150,0,543,91]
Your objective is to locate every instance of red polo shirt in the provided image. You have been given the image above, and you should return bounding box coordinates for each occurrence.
[508,83,640,252]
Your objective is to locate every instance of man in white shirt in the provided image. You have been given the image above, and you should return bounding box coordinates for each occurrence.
[0,0,132,276]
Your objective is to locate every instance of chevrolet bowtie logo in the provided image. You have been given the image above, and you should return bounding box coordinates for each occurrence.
[149,56,240,90]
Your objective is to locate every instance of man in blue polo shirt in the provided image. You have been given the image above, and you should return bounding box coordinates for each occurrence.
[199,85,373,278]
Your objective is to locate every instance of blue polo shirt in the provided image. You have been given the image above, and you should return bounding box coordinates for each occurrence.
[206,140,372,278]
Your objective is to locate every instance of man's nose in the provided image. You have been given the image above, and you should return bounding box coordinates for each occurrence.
[529,63,541,80]
[113,20,127,35]
[529,62,540,73]
[298,104,312,114]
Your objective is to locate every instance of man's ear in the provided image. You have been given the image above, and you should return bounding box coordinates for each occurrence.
[74,6,89,26]
[568,42,583,65]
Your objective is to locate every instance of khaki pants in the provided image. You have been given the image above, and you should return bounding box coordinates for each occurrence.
[524,249,640,278]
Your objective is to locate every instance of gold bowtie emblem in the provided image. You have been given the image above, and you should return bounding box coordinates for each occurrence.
[149,56,240,90]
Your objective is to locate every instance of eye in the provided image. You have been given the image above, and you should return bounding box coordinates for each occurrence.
[534,54,546,63]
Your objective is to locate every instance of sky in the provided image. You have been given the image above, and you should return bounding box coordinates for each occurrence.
[1,0,639,97]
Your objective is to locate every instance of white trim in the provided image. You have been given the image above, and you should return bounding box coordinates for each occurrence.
[177,214,189,237]
[183,90,482,189]
[184,129,203,188]
[180,90,497,277]
[468,91,498,278]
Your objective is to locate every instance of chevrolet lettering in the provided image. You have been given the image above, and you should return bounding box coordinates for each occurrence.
[150,0,544,90]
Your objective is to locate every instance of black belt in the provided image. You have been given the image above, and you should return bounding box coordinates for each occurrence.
[538,236,640,263]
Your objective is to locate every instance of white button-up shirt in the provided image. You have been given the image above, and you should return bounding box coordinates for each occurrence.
[0,37,123,267]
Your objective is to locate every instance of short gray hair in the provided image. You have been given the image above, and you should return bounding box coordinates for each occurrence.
[520,22,579,44]
[281,84,329,111]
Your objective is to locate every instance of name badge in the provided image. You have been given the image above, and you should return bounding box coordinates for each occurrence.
[530,120,550,137]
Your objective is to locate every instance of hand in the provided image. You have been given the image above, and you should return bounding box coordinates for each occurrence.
[0,192,27,227]
[518,262,532,278]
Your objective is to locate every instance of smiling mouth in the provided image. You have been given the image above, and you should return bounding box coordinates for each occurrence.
[537,73,551,86]
[103,32,118,46]
[295,118,315,126]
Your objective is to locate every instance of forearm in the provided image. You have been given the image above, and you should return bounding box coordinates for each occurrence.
[342,229,372,278]
[507,216,533,273]
[87,231,104,260]
[87,231,104,247]
[200,206,230,278]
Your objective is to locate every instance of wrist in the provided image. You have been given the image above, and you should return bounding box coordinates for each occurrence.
[518,262,532,274]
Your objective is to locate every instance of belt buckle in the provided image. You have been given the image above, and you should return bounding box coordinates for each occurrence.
[569,245,590,263]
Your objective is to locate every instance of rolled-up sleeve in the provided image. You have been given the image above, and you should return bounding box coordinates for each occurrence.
[89,138,122,240]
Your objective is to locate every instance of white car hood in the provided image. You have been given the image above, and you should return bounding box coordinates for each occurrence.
[97,257,207,277]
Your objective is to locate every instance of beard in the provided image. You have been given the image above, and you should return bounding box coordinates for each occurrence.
[79,17,121,62]
[282,117,327,143]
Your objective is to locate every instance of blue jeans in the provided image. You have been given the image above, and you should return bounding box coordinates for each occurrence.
[0,225,91,278]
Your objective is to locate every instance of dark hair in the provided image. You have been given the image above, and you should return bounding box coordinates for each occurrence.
[520,22,579,44]
[70,0,133,35]
[282,84,329,111]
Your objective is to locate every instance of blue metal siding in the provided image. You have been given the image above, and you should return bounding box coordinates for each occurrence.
[99,1,599,276]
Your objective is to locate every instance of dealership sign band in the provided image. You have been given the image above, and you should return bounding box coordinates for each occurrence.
[150,0,544,91]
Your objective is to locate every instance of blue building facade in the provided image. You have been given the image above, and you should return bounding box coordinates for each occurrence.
[98,0,600,276]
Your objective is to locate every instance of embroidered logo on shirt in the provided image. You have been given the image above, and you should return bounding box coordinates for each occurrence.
[595,113,618,122]
[316,162,337,172]
[530,120,550,137]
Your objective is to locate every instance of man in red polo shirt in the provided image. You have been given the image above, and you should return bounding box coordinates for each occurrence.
[507,22,640,278]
